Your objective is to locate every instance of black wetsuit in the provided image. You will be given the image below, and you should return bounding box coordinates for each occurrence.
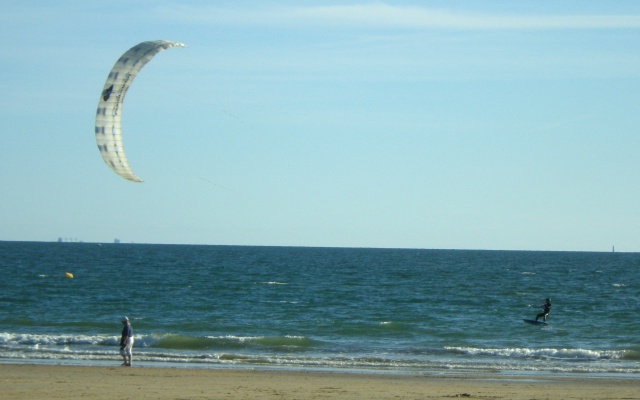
[536,302,551,321]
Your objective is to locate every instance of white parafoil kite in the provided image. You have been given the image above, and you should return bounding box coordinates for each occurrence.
[95,40,186,182]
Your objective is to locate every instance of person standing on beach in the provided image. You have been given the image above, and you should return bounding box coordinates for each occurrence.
[120,316,134,366]
[535,298,552,322]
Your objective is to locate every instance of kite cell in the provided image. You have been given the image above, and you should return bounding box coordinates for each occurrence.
[95,40,186,182]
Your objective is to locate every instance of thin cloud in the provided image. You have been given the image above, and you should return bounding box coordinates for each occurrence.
[157,3,640,30]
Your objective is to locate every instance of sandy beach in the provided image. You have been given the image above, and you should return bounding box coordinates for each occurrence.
[2,364,639,400]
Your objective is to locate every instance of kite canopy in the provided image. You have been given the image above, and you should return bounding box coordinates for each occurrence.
[95,40,186,182]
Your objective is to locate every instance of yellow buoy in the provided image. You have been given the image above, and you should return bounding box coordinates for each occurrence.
[65,272,74,279]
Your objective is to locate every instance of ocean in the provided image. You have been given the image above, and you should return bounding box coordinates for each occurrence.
[1,241,639,376]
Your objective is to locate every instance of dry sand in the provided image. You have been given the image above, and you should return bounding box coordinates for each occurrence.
[1,364,639,400]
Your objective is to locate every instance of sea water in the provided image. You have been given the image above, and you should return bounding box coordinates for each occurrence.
[1,241,639,376]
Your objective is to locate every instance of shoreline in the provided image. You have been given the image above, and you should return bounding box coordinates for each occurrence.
[3,364,640,400]
[3,357,640,380]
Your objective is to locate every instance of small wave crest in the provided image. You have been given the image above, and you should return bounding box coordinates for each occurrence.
[0,332,117,347]
[445,346,627,361]
[0,332,318,352]
[154,334,317,351]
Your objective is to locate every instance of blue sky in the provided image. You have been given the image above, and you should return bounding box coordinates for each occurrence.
[1,1,639,251]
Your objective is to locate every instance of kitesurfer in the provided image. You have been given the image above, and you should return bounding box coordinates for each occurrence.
[535,298,552,322]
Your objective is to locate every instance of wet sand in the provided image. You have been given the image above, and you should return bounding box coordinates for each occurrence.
[2,364,639,400]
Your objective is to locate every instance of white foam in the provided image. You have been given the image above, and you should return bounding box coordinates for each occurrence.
[445,346,624,360]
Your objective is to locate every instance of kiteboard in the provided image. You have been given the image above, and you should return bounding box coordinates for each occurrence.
[523,319,548,326]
